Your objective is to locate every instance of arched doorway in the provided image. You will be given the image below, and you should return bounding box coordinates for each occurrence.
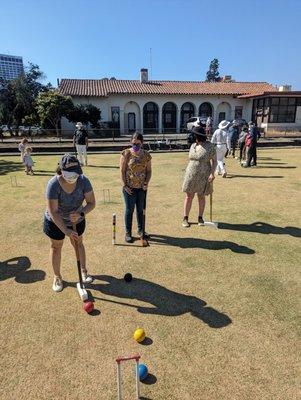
[162,102,177,132]
[181,102,195,128]
[143,102,158,132]
[199,102,213,118]
[216,102,231,122]
[124,101,140,133]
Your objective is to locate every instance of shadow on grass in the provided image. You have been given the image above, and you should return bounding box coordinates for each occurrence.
[0,159,23,176]
[0,256,46,283]
[259,162,287,165]
[142,374,157,385]
[32,173,54,176]
[87,165,119,169]
[257,157,281,161]
[218,221,301,238]
[149,234,255,254]
[227,174,283,179]
[91,275,232,328]
[255,165,296,169]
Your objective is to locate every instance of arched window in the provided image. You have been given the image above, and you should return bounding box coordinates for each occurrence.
[162,102,177,132]
[181,102,195,127]
[199,102,213,118]
[143,102,158,132]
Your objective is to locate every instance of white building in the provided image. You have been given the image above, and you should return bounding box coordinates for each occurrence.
[59,69,301,135]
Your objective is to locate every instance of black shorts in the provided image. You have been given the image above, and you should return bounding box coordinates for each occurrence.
[43,216,86,240]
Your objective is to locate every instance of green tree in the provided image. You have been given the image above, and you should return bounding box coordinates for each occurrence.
[67,103,101,129]
[205,59,221,82]
[36,90,74,137]
[0,63,49,133]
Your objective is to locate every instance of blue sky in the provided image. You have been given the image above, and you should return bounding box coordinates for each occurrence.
[1,0,301,88]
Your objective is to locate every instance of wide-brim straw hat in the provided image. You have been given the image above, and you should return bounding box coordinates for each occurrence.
[218,120,231,130]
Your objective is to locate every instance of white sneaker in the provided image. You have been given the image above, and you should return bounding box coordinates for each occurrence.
[52,276,63,292]
[82,272,94,283]
[182,218,190,228]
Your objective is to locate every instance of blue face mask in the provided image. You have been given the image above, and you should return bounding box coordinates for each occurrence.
[132,144,141,152]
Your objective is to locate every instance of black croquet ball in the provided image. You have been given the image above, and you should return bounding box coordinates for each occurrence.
[124,273,132,282]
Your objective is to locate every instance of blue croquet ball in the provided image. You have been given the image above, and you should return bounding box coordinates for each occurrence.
[138,364,148,381]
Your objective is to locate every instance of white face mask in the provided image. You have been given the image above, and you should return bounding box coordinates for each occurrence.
[62,171,79,184]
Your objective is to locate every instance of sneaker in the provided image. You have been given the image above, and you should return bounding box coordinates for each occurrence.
[52,276,63,292]
[182,218,190,228]
[125,233,133,243]
[82,272,94,283]
[198,216,204,226]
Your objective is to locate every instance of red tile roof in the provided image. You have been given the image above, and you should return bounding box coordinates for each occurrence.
[238,91,301,98]
[59,79,276,97]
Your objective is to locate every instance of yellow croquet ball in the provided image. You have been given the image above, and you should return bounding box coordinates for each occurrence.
[134,328,145,343]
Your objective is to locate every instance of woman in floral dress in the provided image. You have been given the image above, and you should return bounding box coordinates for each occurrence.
[120,132,152,243]
[182,126,217,227]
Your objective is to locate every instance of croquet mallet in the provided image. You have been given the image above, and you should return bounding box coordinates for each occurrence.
[72,223,88,300]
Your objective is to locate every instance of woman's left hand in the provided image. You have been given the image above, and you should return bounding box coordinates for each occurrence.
[70,212,81,223]
[143,182,148,191]
[208,173,215,183]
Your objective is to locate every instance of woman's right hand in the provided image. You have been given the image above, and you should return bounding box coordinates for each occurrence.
[65,228,79,241]
[123,185,133,195]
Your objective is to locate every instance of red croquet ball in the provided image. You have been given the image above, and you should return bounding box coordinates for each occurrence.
[83,301,94,314]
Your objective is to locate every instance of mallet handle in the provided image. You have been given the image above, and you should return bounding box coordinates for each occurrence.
[72,223,84,288]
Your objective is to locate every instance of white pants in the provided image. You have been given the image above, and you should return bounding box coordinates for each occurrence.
[216,144,227,175]
[76,144,87,165]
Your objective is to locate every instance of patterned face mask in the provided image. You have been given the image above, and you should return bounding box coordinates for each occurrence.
[62,171,79,184]
[132,144,141,152]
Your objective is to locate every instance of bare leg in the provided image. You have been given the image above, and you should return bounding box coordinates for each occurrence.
[50,239,64,278]
[197,194,206,217]
[183,193,195,218]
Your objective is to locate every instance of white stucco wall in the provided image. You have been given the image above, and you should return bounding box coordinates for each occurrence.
[61,93,253,134]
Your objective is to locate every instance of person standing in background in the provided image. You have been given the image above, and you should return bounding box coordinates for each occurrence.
[18,137,28,164]
[23,147,34,175]
[182,126,216,227]
[206,116,213,136]
[73,122,89,166]
[211,120,231,178]
[228,122,239,158]
[238,126,248,164]
[244,121,261,167]
[120,132,152,243]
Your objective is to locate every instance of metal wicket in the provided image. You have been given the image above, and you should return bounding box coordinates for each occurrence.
[10,176,18,187]
[103,188,111,203]
[116,354,141,400]
[112,213,116,245]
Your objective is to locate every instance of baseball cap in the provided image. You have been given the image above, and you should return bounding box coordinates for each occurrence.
[59,154,83,174]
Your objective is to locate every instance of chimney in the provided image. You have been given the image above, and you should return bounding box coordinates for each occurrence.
[140,68,148,83]
[222,75,232,82]
[278,85,291,92]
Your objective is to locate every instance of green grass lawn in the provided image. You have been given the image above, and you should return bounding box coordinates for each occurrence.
[0,148,300,400]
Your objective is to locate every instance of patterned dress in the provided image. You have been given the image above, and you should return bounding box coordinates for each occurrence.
[122,148,152,189]
[182,141,216,195]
